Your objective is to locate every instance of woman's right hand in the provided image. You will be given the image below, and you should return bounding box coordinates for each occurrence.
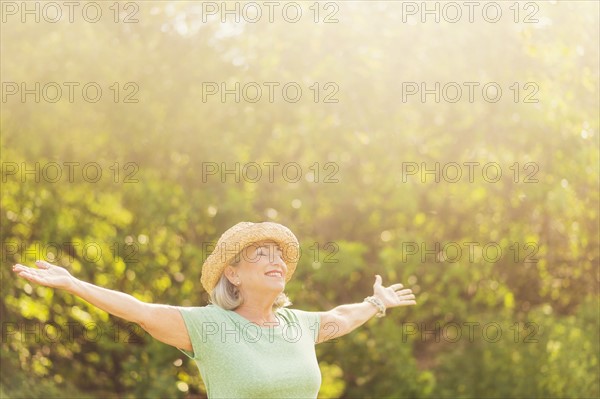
[13,260,76,291]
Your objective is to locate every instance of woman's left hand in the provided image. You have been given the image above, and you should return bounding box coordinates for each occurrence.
[373,274,417,309]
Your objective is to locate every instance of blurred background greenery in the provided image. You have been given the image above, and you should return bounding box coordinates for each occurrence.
[1,1,598,398]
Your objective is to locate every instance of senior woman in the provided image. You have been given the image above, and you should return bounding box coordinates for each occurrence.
[12,221,416,398]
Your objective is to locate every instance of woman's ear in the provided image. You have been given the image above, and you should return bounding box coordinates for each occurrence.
[223,266,237,283]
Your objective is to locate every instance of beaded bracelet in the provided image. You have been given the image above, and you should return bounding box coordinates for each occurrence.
[364,296,386,318]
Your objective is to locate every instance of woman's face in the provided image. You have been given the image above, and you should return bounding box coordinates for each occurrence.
[231,240,288,293]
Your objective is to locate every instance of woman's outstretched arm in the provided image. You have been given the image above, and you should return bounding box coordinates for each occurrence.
[315,274,416,344]
[12,260,192,351]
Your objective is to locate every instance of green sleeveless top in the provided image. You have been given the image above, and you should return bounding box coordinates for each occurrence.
[177,304,322,398]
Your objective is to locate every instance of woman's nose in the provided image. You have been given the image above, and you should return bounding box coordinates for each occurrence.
[272,252,286,268]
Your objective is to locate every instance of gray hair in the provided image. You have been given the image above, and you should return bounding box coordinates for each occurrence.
[209,257,292,311]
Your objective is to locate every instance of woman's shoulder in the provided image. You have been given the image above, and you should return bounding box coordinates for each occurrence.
[277,307,321,326]
[178,303,220,312]
[278,306,317,316]
[177,303,228,322]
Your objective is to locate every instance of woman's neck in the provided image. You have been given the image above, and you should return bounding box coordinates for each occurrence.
[234,302,279,326]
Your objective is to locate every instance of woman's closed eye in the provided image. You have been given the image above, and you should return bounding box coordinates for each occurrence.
[257,246,282,259]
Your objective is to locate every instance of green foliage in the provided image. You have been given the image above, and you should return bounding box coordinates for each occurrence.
[1,2,598,398]
[435,296,598,398]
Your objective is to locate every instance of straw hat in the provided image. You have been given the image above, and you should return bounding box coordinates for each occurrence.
[201,222,300,294]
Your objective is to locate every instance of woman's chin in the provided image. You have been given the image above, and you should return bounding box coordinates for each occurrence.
[264,281,285,292]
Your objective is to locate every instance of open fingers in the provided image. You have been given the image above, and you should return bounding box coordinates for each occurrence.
[35,260,52,269]
[13,262,50,272]
[12,263,32,273]
[13,264,44,278]
[399,299,417,306]
[397,292,416,299]
[14,268,43,284]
